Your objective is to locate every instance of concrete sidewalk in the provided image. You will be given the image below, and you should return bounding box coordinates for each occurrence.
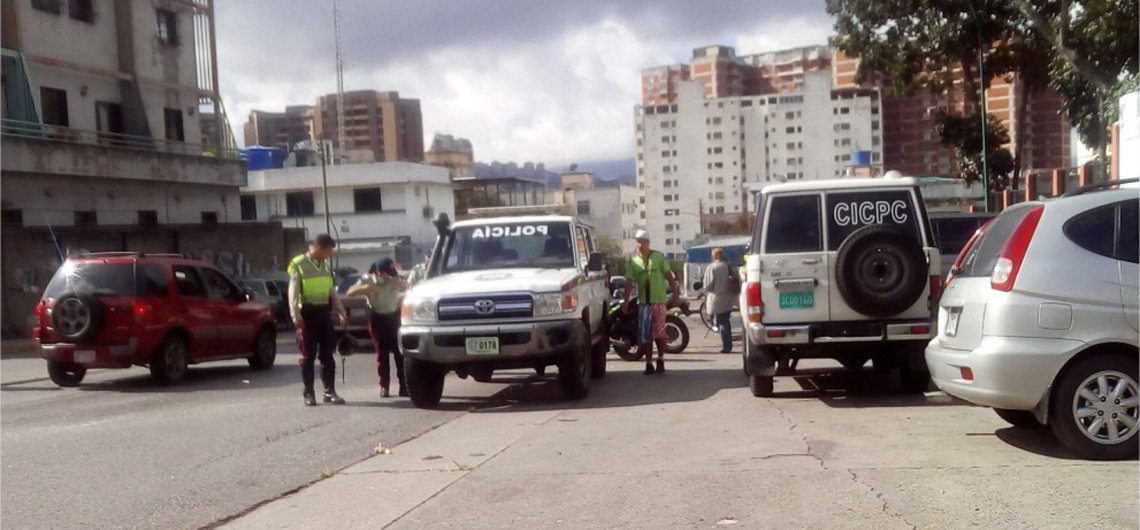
[218,329,1138,529]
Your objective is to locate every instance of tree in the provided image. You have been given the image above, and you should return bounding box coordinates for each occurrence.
[828,0,1138,179]
[936,111,1017,188]
[595,236,626,275]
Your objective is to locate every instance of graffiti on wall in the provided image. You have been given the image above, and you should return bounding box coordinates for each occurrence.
[196,249,253,278]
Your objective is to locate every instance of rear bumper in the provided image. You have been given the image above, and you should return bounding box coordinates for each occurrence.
[400,320,582,366]
[745,319,934,346]
[38,338,137,368]
[924,335,1081,410]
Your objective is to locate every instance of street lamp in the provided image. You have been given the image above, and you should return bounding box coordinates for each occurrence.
[966,0,991,212]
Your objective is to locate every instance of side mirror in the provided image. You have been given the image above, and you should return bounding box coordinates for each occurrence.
[243,287,255,301]
[433,212,452,236]
[587,252,604,272]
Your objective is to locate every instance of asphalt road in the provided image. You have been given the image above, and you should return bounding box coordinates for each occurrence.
[0,332,501,530]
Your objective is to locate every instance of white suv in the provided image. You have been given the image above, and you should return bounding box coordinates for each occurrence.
[926,181,1138,460]
[741,177,941,397]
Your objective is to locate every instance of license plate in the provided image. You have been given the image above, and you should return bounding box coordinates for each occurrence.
[465,337,500,355]
[73,350,95,364]
[778,291,814,309]
[945,310,961,337]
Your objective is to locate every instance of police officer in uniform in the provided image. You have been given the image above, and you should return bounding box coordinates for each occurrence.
[288,234,348,406]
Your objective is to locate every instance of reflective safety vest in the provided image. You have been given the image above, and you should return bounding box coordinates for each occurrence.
[288,253,334,306]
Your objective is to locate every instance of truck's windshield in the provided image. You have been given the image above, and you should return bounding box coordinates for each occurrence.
[442,221,576,272]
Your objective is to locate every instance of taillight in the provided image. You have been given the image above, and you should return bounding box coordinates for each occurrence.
[133,301,154,324]
[745,282,763,323]
[34,300,48,320]
[991,205,1044,292]
[929,275,943,305]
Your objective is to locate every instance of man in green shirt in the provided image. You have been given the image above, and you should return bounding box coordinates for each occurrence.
[347,257,409,398]
[623,230,680,375]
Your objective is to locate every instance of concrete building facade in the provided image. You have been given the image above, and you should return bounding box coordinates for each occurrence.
[240,162,453,272]
[1,0,243,229]
[242,105,312,151]
[311,90,424,163]
[424,133,474,180]
[572,185,640,254]
[635,71,881,254]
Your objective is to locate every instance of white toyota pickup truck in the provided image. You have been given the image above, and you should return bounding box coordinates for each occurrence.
[399,209,611,408]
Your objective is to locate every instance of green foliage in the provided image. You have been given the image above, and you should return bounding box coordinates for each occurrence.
[936,111,1017,188]
[594,236,626,274]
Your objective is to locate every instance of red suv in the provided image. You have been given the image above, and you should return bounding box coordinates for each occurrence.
[33,252,279,387]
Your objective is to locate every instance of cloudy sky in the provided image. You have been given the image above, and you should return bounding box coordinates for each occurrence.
[215,1,835,167]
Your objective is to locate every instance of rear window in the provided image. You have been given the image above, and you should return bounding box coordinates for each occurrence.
[956,204,1038,277]
[764,194,822,253]
[43,262,136,298]
[824,189,921,250]
[1064,204,1116,259]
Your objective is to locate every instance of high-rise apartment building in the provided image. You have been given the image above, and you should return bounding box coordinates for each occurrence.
[311,90,424,163]
[636,71,882,254]
[243,105,312,150]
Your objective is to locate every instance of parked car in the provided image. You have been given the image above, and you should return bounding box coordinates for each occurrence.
[926,180,1138,460]
[929,211,996,274]
[336,272,372,353]
[34,252,278,387]
[739,176,942,397]
[240,278,290,326]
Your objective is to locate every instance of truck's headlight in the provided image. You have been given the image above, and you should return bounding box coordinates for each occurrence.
[534,292,577,316]
[401,297,437,322]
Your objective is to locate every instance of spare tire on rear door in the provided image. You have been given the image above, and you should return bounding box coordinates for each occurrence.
[51,292,105,342]
[834,225,927,318]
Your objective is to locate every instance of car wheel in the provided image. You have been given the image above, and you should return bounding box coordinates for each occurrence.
[558,323,592,400]
[834,225,928,318]
[52,292,105,343]
[663,314,690,354]
[994,408,1046,429]
[406,358,446,409]
[590,339,608,380]
[749,374,773,397]
[47,361,86,387]
[247,328,277,370]
[150,336,189,384]
[613,336,643,362]
[1049,354,1139,460]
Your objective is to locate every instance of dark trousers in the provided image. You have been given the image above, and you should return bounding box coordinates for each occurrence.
[298,305,337,395]
[368,312,405,389]
[716,312,733,351]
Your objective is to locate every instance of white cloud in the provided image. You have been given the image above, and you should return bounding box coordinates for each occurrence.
[219,7,835,166]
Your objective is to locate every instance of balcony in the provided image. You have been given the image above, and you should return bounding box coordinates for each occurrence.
[1,119,246,187]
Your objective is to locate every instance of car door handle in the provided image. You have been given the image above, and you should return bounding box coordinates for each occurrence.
[801,258,822,265]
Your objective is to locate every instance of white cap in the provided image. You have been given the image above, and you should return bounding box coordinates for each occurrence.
[634,229,650,241]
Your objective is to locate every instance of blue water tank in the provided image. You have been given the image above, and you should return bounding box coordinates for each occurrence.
[852,150,872,166]
[243,146,284,171]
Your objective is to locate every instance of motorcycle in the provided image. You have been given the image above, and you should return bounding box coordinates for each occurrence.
[608,279,693,361]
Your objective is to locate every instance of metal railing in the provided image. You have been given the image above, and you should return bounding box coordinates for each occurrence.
[1,118,242,160]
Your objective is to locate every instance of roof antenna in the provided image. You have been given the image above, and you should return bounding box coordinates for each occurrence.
[42,213,65,263]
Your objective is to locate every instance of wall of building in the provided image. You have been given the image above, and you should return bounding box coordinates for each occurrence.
[0,222,306,338]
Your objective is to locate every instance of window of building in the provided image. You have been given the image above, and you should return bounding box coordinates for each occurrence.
[32,0,61,14]
[40,87,69,127]
[163,108,184,142]
[577,200,591,216]
[785,111,795,119]
[138,210,158,227]
[840,107,850,114]
[240,195,257,221]
[785,126,795,134]
[201,212,218,225]
[285,191,315,217]
[2,209,23,227]
[353,188,383,212]
[68,0,94,22]
[786,142,796,150]
[156,8,179,46]
[74,210,97,226]
[711,117,722,125]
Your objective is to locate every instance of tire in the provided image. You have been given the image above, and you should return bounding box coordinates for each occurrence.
[898,367,931,393]
[994,408,1046,429]
[1049,354,1139,460]
[590,341,607,379]
[247,327,277,370]
[749,375,774,397]
[558,324,592,400]
[51,292,105,342]
[613,335,643,362]
[406,358,446,409]
[47,361,86,387]
[662,315,690,354]
[834,225,928,318]
[150,336,189,384]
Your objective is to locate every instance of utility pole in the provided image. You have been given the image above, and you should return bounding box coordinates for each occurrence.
[698,198,705,234]
[966,0,991,212]
[320,138,332,235]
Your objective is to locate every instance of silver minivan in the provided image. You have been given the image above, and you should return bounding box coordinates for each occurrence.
[926,182,1138,460]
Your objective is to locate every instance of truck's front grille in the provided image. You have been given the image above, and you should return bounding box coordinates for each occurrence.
[437,294,533,321]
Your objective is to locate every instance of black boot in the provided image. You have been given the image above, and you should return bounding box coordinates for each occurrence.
[303,392,317,407]
[323,390,346,404]
[656,358,665,374]
[644,362,654,375]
